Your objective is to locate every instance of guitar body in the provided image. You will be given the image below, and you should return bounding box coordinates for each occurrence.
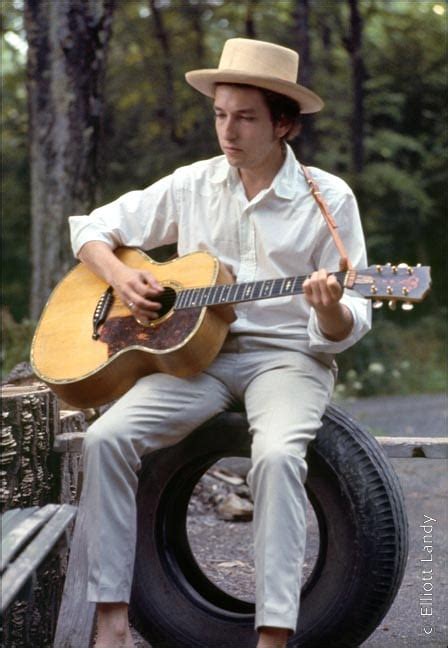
[31,248,231,408]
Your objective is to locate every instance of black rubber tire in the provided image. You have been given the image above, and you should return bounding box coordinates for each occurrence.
[130,405,408,648]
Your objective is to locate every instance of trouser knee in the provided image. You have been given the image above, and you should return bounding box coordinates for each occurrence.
[82,418,140,471]
[248,445,308,493]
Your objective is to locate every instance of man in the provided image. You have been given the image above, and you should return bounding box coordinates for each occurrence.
[70,38,371,648]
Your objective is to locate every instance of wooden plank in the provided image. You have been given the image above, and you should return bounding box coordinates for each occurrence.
[53,503,96,648]
[1,506,39,539]
[1,504,76,613]
[1,504,59,572]
[377,436,448,459]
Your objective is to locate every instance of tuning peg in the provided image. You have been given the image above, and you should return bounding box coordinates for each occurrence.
[397,262,408,269]
[373,300,383,309]
[388,300,397,311]
[401,302,414,311]
[392,265,398,274]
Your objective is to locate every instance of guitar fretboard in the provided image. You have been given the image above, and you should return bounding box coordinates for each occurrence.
[174,272,346,310]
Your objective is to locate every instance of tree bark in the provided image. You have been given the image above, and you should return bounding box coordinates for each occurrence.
[293,0,315,161]
[0,384,59,512]
[25,0,116,319]
[245,0,258,39]
[149,0,182,144]
[345,0,365,173]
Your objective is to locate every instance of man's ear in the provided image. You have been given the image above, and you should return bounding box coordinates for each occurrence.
[274,116,296,141]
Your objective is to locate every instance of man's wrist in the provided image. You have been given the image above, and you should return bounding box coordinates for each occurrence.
[314,303,354,342]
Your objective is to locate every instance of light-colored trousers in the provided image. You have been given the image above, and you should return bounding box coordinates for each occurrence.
[80,336,335,632]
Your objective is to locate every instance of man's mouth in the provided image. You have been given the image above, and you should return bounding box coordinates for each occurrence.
[224,146,242,153]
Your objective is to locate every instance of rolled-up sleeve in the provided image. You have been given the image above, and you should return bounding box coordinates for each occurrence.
[69,173,179,258]
[307,188,372,353]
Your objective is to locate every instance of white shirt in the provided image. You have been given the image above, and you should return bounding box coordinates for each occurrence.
[69,144,371,355]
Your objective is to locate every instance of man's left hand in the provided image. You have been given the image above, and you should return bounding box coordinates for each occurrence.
[303,269,342,311]
[303,269,353,342]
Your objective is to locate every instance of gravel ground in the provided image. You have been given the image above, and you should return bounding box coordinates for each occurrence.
[131,394,447,648]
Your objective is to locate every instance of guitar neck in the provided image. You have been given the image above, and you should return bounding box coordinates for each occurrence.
[175,271,347,310]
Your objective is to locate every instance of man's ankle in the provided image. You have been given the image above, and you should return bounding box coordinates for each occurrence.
[96,602,131,640]
[257,626,290,648]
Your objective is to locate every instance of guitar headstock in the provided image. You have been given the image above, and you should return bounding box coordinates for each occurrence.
[351,263,431,310]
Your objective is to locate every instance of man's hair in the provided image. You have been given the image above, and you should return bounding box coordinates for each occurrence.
[215,83,302,141]
[259,88,302,141]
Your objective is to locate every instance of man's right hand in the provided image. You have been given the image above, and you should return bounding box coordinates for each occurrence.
[77,241,164,323]
[111,264,164,322]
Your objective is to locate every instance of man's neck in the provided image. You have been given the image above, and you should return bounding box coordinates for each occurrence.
[239,144,286,201]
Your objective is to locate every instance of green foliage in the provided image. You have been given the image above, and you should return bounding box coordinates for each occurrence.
[1,309,35,378]
[335,313,446,399]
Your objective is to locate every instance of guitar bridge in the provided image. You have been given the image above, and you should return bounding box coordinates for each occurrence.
[92,286,114,339]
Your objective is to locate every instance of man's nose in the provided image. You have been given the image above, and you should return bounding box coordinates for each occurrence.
[223,117,237,140]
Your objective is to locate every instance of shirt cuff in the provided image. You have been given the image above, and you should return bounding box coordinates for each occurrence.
[69,216,119,258]
[307,295,372,353]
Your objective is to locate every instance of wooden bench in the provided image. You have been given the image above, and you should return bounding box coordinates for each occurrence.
[1,504,77,647]
[1,504,77,614]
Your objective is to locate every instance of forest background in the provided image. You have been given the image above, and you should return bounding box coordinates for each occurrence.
[1,0,447,398]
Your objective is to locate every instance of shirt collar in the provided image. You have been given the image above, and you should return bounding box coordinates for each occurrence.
[271,144,300,200]
[208,145,299,199]
[209,156,235,185]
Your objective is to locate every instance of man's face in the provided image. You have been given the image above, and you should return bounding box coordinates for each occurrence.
[214,85,285,171]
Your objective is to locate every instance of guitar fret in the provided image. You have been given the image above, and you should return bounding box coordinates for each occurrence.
[219,285,229,302]
[243,283,254,300]
[272,278,283,296]
[262,280,273,297]
[283,277,294,294]
[197,287,206,306]
[202,287,211,306]
[293,276,303,293]
[234,283,245,303]
[177,289,187,308]
[227,284,238,303]
[214,285,224,304]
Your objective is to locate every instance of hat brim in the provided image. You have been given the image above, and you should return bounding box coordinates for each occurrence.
[185,69,324,114]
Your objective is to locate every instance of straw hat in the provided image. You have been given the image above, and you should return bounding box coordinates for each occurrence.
[185,38,324,114]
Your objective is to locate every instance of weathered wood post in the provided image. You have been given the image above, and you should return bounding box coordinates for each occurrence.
[0,383,86,646]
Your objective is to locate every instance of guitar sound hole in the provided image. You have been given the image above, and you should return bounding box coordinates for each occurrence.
[155,287,177,318]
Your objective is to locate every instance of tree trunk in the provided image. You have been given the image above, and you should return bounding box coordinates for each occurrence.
[149,0,182,144]
[346,0,365,173]
[293,0,315,162]
[245,0,258,39]
[0,384,59,512]
[25,0,116,320]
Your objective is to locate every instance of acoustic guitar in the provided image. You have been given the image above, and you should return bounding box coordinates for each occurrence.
[30,247,431,408]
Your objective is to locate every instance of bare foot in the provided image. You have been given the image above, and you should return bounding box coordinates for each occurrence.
[94,602,135,648]
[257,626,289,648]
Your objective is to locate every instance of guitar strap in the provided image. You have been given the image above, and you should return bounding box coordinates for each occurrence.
[301,164,353,271]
